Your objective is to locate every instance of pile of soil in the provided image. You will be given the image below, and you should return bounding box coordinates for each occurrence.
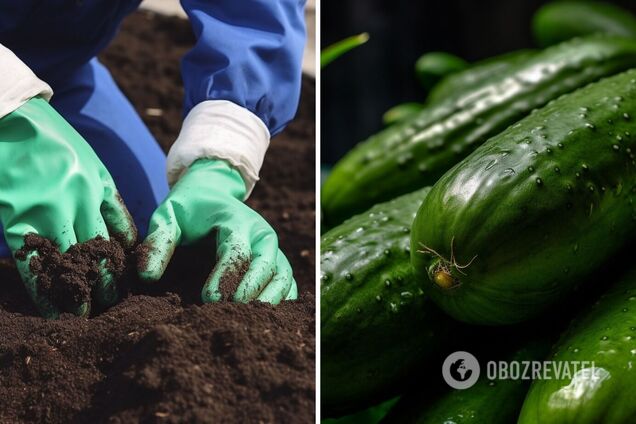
[15,234,127,313]
[0,11,315,424]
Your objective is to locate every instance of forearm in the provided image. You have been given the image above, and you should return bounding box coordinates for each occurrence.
[179,0,306,133]
[167,0,307,197]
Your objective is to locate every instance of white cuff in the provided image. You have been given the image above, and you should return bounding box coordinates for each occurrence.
[0,43,53,119]
[166,100,270,198]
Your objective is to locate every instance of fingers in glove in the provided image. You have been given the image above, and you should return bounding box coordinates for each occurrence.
[74,205,109,243]
[8,224,87,318]
[94,258,118,307]
[42,222,78,254]
[201,230,251,303]
[73,302,91,318]
[101,182,138,249]
[74,209,119,307]
[4,208,78,253]
[137,202,180,282]
[15,250,60,319]
[285,280,298,301]
[257,251,295,304]
[232,232,279,302]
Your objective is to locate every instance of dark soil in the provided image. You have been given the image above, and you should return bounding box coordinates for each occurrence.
[0,11,315,424]
[15,234,126,312]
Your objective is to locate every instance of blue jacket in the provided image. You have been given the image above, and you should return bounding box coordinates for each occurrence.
[0,0,306,135]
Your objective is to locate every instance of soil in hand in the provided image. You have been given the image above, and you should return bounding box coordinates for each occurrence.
[217,258,250,301]
[0,10,315,424]
[15,234,126,313]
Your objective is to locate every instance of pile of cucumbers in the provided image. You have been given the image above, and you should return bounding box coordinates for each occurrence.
[322,2,636,423]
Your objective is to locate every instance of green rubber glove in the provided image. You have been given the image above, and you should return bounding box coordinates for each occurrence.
[138,158,297,304]
[0,97,137,319]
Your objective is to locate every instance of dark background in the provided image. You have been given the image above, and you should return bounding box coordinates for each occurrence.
[321,0,636,165]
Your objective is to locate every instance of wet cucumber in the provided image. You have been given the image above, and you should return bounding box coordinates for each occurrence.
[322,35,636,226]
[382,339,551,424]
[322,187,455,415]
[411,68,636,325]
[384,51,536,127]
[533,0,636,47]
[427,49,536,104]
[518,268,636,423]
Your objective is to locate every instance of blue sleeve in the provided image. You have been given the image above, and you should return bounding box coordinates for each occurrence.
[180,0,307,136]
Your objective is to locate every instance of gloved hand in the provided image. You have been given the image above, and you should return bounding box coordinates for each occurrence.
[0,97,137,318]
[138,158,297,304]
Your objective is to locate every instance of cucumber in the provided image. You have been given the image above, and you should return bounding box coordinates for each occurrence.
[427,49,536,104]
[382,339,551,424]
[322,35,636,227]
[322,187,454,415]
[383,102,425,126]
[518,267,636,423]
[533,1,636,47]
[388,52,531,126]
[411,68,636,325]
[415,52,468,91]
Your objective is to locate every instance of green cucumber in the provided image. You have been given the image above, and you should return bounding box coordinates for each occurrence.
[383,102,425,126]
[411,68,636,325]
[386,52,535,128]
[322,187,454,415]
[427,49,536,104]
[386,52,526,126]
[518,268,636,423]
[415,52,468,91]
[322,35,636,227]
[382,339,551,424]
[533,1,636,47]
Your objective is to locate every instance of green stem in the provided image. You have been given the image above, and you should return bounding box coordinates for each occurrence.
[321,33,369,68]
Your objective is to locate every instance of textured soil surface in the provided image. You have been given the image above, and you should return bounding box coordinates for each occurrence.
[0,11,315,424]
[15,234,127,314]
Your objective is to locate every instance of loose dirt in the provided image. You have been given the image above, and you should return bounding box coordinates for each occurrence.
[15,234,127,313]
[0,11,315,424]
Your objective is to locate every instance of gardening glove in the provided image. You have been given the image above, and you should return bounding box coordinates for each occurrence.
[138,158,297,304]
[0,97,137,319]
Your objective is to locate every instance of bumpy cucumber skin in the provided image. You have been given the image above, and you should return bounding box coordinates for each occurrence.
[518,269,636,424]
[427,49,536,104]
[533,0,636,47]
[415,51,468,91]
[411,69,636,325]
[383,340,551,424]
[322,35,636,226]
[322,187,453,416]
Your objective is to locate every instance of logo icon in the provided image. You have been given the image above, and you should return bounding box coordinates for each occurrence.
[442,351,480,389]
